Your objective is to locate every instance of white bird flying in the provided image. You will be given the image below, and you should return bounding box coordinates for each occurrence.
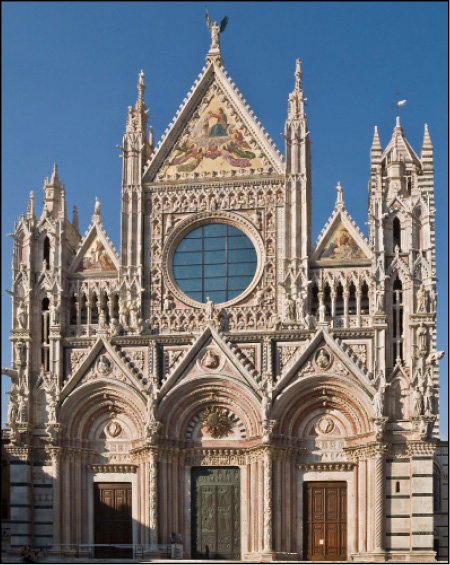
[396,99,407,107]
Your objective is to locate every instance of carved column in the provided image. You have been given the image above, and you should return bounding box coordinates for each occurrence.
[263,448,273,554]
[330,290,336,323]
[48,447,63,550]
[343,291,349,327]
[358,458,367,553]
[374,445,386,555]
[148,449,158,547]
[356,290,361,327]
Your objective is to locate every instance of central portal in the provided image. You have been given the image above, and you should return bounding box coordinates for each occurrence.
[191,467,240,560]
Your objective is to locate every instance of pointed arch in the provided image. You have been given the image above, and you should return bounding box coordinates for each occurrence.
[43,235,51,269]
[393,216,402,251]
[60,380,147,441]
[391,275,404,364]
[158,376,261,442]
[273,374,373,438]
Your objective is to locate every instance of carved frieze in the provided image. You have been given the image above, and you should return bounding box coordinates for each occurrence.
[185,448,247,467]
[298,462,355,472]
[90,464,137,474]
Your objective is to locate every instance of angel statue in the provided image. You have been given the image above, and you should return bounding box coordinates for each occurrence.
[205,10,228,50]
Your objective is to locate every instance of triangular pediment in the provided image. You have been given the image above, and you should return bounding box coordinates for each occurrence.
[311,209,372,266]
[61,336,145,401]
[144,63,284,182]
[69,219,119,276]
[273,328,375,398]
[159,326,260,397]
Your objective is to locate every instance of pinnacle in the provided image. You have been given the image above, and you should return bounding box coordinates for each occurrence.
[371,126,382,151]
[50,163,59,184]
[422,123,433,150]
[72,205,79,232]
[295,58,302,90]
[394,115,403,132]
[27,191,35,220]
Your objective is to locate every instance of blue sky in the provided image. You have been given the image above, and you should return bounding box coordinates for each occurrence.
[2,2,448,437]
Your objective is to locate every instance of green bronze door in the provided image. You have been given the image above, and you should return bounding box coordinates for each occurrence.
[192,467,240,560]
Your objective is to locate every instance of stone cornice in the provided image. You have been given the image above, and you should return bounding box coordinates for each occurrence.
[345,441,388,460]
[407,440,437,457]
[5,445,33,461]
[145,176,284,192]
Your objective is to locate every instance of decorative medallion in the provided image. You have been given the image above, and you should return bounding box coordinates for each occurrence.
[314,348,333,371]
[105,421,122,438]
[315,416,335,435]
[198,347,223,371]
[201,406,231,438]
[97,355,112,376]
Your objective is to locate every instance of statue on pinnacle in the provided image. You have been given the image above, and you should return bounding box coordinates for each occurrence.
[205,10,228,52]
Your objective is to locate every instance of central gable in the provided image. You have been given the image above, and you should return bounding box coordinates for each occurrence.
[163,93,264,176]
[144,63,284,182]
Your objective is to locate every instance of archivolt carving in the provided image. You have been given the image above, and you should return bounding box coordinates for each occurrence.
[274,379,372,438]
[60,382,147,441]
[158,379,261,440]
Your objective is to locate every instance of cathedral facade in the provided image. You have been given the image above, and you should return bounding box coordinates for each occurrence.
[3,25,447,562]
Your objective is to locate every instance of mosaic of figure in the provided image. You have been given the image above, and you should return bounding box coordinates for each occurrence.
[320,223,365,260]
[76,236,116,273]
[166,96,263,175]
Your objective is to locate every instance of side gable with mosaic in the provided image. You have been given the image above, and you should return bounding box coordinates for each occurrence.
[3,19,446,564]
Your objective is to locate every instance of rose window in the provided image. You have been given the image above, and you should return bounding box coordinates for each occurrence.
[172,223,257,304]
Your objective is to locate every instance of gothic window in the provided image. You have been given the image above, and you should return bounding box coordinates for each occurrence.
[112,292,120,319]
[392,277,403,363]
[323,284,332,316]
[335,283,344,316]
[91,294,99,324]
[172,223,257,304]
[43,236,51,268]
[104,293,110,324]
[80,293,88,324]
[360,282,370,314]
[69,294,77,325]
[393,217,401,251]
[407,177,412,192]
[433,465,441,512]
[412,207,421,250]
[41,297,50,370]
[310,282,319,317]
[387,378,406,420]
[348,282,357,315]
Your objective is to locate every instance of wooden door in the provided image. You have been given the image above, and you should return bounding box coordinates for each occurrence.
[304,482,347,561]
[94,483,132,558]
[192,467,240,560]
